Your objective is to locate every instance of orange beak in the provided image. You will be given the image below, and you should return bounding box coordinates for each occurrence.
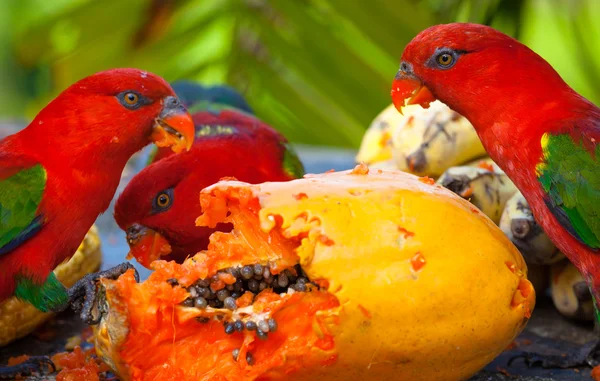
[391,70,436,115]
[126,224,172,269]
[150,96,194,154]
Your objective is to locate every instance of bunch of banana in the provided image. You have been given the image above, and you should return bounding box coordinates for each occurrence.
[356,101,487,177]
[0,225,103,347]
[436,163,518,224]
[550,260,594,321]
[499,191,564,265]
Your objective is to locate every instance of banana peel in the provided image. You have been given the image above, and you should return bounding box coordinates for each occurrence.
[436,164,518,224]
[356,104,398,164]
[0,225,102,347]
[357,101,487,177]
[499,191,564,265]
[466,156,502,172]
[550,260,594,321]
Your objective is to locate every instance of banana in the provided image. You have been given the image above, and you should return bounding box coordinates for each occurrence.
[356,103,399,164]
[357,101,487,177]
[391,101,488,177]
[436,164,518,224]
[499,191,564,265]
[550,259,594,321]
[0,225,103,347]
[368,159,400,171]
[465,156,502,172]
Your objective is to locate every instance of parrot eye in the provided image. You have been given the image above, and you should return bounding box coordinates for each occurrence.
[437,53,454,67]
[125,93,139,105]
[428,48,463,70]
[117,91,147,110]
[152,188,174,213]
[157,194,169,206]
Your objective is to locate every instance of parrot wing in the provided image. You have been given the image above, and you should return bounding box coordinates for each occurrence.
[281,141,305,179]
[537,128,600,249]
[192,121,305,179]
[0,154,47,256]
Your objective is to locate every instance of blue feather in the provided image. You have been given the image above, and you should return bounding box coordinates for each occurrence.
[0,215,43,256]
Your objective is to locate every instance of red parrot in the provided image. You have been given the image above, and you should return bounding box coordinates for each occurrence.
[0,68,194,371]
[114,96,304,269]
[0,68,194,377]
[390,23,600,368]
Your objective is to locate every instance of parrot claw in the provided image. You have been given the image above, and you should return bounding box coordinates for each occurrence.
[67,262,139,325]
[507,339,600,369]
[0,356,55,379]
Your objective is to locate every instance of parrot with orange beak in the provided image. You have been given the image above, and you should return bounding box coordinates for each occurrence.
[0,68,194,378]
[390,22,600,369]
[114,84,304,269]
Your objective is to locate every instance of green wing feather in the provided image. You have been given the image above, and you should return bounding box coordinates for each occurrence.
[15,272,68,312]
[0,163,62,311]
[0,164,46,253]
[537,133,600,249]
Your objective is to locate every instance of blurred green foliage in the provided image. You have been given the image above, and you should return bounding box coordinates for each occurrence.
[0,0,598,148]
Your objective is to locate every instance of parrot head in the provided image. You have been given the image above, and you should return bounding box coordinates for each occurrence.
[32,68,195,156]
[115,109,303,269]
[145,80,255,164]
[390,23,574,130]
[114,149,233,268]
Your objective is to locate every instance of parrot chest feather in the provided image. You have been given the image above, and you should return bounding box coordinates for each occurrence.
[61,166,122,215]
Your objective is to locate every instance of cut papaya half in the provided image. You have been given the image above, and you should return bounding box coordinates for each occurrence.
[93,167,534,381]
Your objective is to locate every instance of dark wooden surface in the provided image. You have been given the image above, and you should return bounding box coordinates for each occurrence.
[2,298,595,380]
[0,128,596,380]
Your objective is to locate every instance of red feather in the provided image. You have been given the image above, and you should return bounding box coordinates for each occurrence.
[395,22,600,295]
[114,109,297,266]
[0,68,182,301]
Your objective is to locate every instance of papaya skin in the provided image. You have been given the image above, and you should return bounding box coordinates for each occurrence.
[94,167,534,381]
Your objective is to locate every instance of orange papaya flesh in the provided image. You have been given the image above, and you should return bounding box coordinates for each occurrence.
[94,187,340,381]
